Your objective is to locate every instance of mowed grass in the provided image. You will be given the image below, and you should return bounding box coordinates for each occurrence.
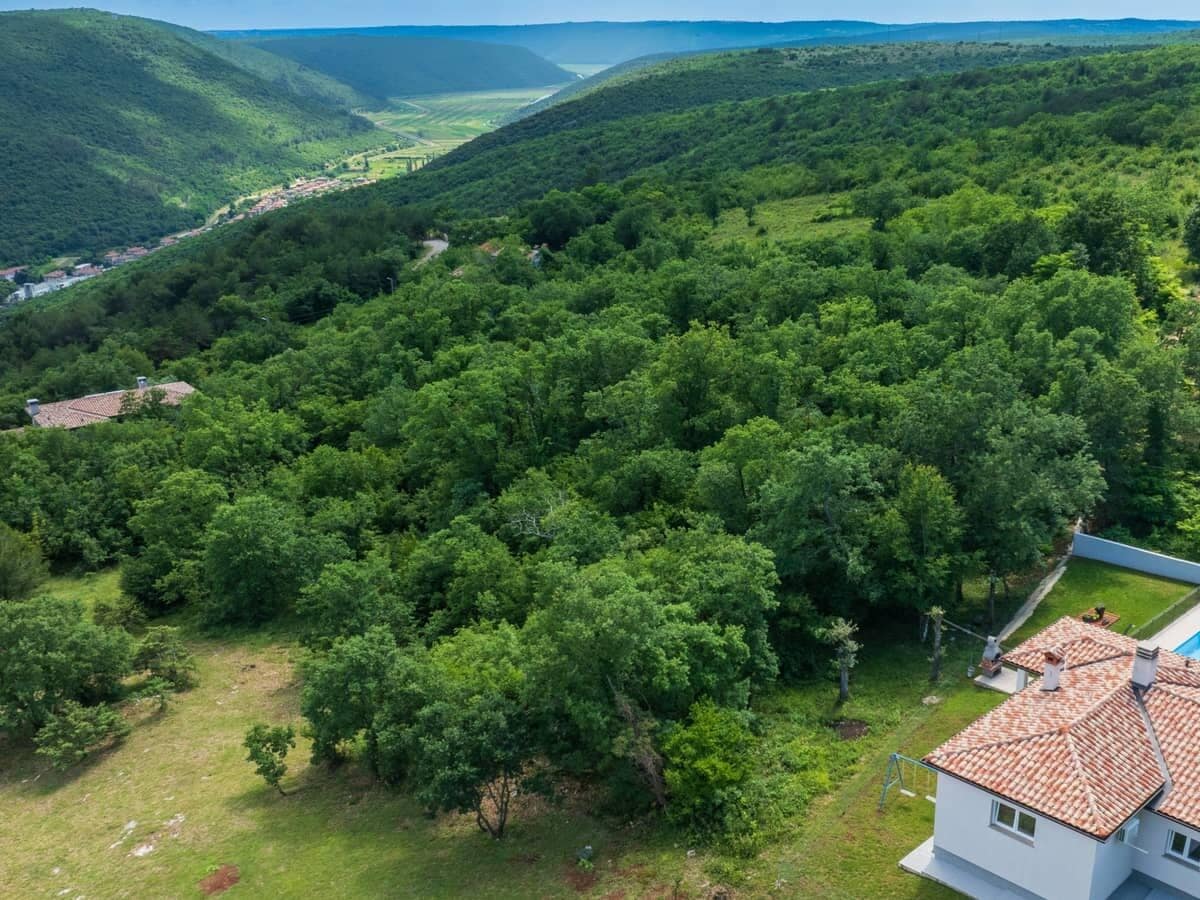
[710,193,870,245]
[366,87,568,154]
[2,569,1014,898]
[1008,558,1194,645]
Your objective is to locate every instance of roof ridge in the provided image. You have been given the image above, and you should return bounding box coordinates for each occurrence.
[932,672,1128,760]
[1062,729,1103,831]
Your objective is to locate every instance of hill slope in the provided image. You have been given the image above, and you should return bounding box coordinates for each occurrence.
[161,22,374,108]
[244,35,572,101]
[0,9,382,266]
[216,18,1200,64]
[500,41,1111,125]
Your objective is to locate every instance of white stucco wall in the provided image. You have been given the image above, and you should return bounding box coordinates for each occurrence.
[1132,813,1200,896]
[1089,829,1135,900]
[933,774,1105,900]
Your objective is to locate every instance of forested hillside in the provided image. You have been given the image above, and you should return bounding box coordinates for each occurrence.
[243,35,572,101]
[162,22,374,108]
[216,18,1200,64]
[6,40,1200,883]
[0,10,382,266]
[501,41,1111,124]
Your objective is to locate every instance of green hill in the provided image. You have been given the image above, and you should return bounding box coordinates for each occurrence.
[6,39,1200,899]
[500,41,1113,125]
[161,23,374,108]
[0,9,384,267]
[243,35,573,101]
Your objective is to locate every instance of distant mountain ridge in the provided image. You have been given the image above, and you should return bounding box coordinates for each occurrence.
[216,18,1200,64]
[244,35,572,100]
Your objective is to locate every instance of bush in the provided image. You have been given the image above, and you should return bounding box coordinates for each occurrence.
[34,701,131,770]
[93,593,147,631]
[133,626,196,690]
[663,701,758,842]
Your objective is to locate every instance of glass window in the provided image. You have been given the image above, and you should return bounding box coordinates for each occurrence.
[1018,812,1037,838]
[992,801,1035,840]
[1165,829,1200,864]
[996,804,1016,829]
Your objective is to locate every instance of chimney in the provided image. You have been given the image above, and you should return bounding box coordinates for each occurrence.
[983,635,1002,663]
[1016,669,1029,691]
[26,398,39,418]
[1041,647,1066,691]
[136,376,149,390]
[1132,643,1160,690]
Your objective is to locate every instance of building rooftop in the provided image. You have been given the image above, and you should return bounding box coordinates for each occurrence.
[26,380,195,429]
[926,616,1200,839]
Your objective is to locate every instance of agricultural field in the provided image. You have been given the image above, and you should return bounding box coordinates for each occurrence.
[365,86,569,157]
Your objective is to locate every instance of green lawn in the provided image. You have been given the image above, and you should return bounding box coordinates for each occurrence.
[2,570,1013,898]
[1008,558,1195,645]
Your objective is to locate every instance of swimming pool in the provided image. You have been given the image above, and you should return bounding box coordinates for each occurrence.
[1175,631,1200,660]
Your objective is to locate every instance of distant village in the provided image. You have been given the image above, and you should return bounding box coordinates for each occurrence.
[2,175,374,308]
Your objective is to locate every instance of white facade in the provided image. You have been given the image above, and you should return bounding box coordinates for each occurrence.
[927,774,1200,900]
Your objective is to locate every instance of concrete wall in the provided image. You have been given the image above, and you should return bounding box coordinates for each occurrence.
[1133,813,1200,896]
[933,774,1107,900]
[1072,533,1200,585]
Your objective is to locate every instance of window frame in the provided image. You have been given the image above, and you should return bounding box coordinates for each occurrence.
[1165,829,1200,866]
[991,800,1037,842]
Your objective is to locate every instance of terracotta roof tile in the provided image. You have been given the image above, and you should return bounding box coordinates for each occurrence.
[926,616,1200,838]
[29,381,195,429]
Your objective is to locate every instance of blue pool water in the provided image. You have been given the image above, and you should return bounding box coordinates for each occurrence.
[1175,631,1200,660]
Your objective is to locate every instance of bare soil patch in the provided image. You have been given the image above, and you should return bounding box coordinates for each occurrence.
[198,864,240,895]
[833,719,869,741]
[564,862,599,892]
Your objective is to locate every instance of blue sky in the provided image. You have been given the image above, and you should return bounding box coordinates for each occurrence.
[2,1,1198,29]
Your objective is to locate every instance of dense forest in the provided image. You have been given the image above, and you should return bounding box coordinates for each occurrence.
[0,10,382,266]
[5,40,1200,849]
[242,35,572,101]
[500,41,1117,125]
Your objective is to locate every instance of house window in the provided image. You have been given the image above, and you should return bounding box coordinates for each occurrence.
[1166,830,1200,865]
[1116,817,1140,845]
[992,801,1036,840]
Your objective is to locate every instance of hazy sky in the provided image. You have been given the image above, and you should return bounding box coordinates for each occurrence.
[2,1,1199,30]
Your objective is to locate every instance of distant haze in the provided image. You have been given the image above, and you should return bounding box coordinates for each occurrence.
[5,2,1200,29]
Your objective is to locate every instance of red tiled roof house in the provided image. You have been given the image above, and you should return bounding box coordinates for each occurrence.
[25,378,195,429]
[902,617,1200,900]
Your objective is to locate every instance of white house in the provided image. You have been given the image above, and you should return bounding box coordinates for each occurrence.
[902,616,1200,900]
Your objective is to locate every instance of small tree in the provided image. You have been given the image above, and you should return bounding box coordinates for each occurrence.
[133,627,196,690]
[818,617,861,703]
[34,701,131,770]
[244,724,295,795]
[0,524,48,602]
[928,606,945,683]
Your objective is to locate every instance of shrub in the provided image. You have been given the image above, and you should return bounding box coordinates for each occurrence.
[244,723,296,795]
[663,700,757,842]
[34,701,131,770]
[133,626,196,689]
[93,593,147,631]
